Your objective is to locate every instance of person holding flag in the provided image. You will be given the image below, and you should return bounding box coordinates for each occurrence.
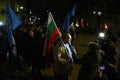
[43,12,61,65]
[43,12,78,80]
[52,32,74,80]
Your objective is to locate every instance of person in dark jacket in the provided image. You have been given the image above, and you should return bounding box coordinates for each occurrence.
[77,42,104,80]
[31,31,45,79]
[101,37,120,80]
[0,31,10,80]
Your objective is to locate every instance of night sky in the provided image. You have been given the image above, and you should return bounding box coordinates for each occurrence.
[30,0,74,18]
[28,0,120,22]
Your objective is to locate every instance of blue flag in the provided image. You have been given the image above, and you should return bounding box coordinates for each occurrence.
[63,3,76,32]
[63,12,71,32]
[6,3,22,46]
[70,3,76,16]
[7,28,13,47]
[6,3,22,30]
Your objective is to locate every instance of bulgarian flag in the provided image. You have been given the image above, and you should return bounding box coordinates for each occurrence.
[43,12,61,63]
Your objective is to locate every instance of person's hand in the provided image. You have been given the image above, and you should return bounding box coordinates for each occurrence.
[108,63,117,69]
[71,46,77,54]
[67,58,72,64]
[97,67,103,78]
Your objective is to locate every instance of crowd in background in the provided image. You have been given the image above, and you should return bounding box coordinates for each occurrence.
[0,21,120,80]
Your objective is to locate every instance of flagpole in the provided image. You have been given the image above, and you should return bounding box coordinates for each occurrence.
[43,36,47,56]
[49,12,70,58]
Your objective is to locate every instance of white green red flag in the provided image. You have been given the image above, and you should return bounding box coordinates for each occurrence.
[43,12,61,62]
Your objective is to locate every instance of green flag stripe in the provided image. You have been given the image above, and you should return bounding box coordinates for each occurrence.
[47,21,55,39]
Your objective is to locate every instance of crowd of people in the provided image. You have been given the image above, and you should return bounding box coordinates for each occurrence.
[0,23,47,80]
[0,21,120,80]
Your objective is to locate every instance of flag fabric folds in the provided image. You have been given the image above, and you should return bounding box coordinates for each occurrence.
[70,3,76,16]
[63,3,76,32]
[43,12,61,62]
[6,3,22,46]
[62,12,71,32]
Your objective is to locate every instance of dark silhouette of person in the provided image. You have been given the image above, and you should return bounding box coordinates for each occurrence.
[77,42,103,80]
[0,31,10,80]
[31,31,45,79]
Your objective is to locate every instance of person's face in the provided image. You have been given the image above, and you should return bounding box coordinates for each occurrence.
[28,30,34,37]
[66,34,72,44]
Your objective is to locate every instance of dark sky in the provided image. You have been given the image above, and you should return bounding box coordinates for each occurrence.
[28,0,75,22]
[77,0,120,15]
[29,0,119,13]
[30,0,74,17]
[28,0,120,21]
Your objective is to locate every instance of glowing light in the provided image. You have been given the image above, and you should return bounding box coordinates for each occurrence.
[93,11,96,14]
[0,21,3,26]
[104,23,108,29]
[75,21,79,27]
[20,6,23,10]
[98,12,102,16]
[75,23,79,27]
[37,18,40,20]
[99,32,105,38]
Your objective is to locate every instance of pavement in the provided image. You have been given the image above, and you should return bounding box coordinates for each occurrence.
[7,59,81,80]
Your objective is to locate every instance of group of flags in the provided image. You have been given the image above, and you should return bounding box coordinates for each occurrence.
[2,2,76,63]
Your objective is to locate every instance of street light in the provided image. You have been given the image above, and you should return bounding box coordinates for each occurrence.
[0,21,3,26]
[20,6,23,10]
[93,11,96,14]
[98,12,102,16]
